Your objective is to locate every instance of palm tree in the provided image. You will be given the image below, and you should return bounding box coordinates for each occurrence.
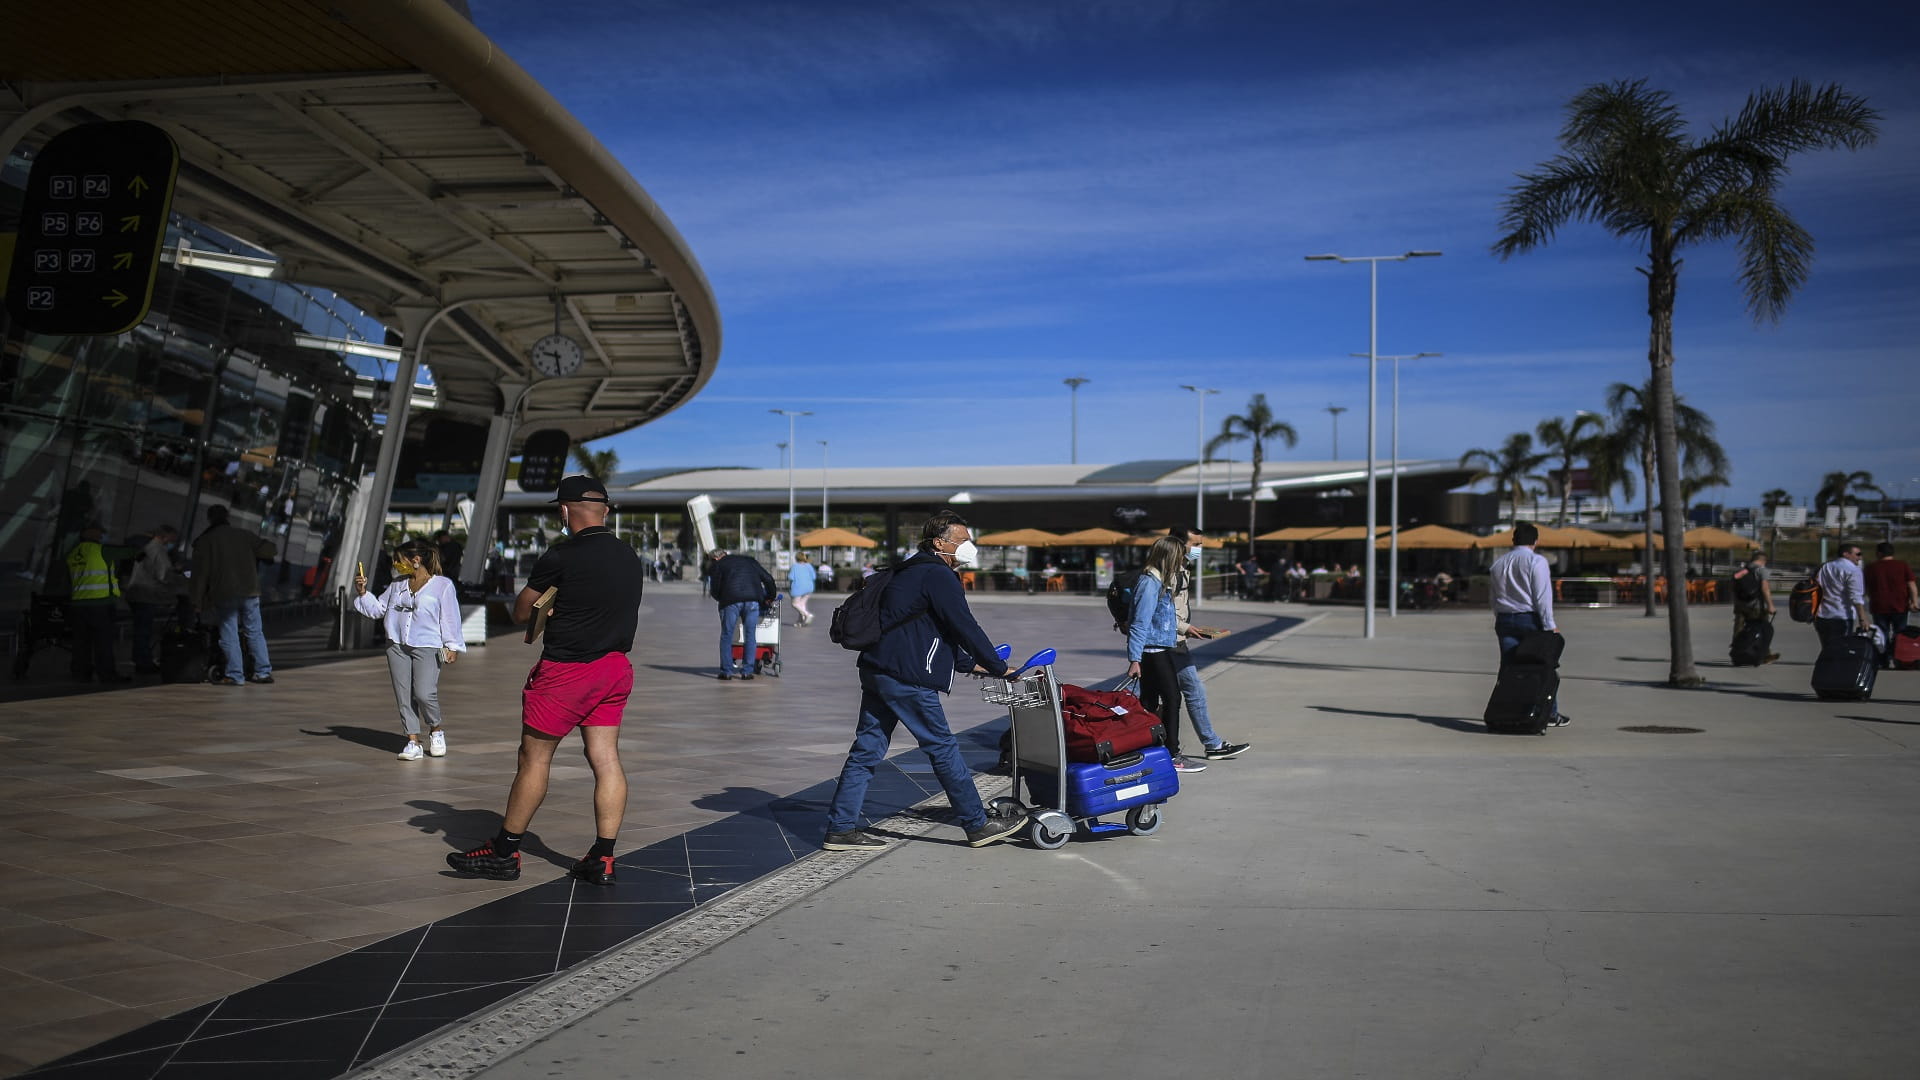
[1458,433,1548,521]
[570,443,620,481]
[1760,489,1793,513]
[1603,380,1729,616]
[1813,471,1884,516]
[1536,413,1604,524]
[1493,79,1878,687]
[1205,393,1298,544]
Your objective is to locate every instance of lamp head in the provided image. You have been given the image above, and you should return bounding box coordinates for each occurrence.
[1406,250,1442,258]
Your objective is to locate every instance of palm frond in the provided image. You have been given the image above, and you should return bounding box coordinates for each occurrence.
[1707,80,1881,163]
[1493,156,1611,258]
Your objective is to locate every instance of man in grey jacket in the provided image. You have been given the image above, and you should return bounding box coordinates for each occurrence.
[190,505,275,686]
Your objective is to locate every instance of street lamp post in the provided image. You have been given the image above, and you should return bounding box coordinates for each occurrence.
[818,439,830,563]
[1180,385,1219,607]
[1324,405,1347,458]
[1307,250,1443,640]
[1352,351,1440,617]
[1063,377,1091,464]
[770,409,812,578]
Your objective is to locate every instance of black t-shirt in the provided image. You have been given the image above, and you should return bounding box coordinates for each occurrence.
[526,526,644,662]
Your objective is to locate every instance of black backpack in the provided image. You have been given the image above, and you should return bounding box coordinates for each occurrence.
[829,564,927,651]
[1730,565,1765,605]
[1105,568,1143,631]
[1788,577,1820,623]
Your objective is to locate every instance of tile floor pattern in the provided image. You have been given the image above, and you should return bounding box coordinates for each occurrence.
[0,584,1295,1078]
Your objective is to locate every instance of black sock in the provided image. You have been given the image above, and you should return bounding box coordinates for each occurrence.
[588,836,616,858]
[492,829,524,856]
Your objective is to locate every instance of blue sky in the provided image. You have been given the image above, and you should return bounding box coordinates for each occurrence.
[471,0,1920,509]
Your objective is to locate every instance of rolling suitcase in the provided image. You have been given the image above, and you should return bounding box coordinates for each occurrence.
[1022,746,1180,818]
[159,624,214,684]
[1811,634,1876,701]
[1730,618,1773,667]
[1484,664,1558,734]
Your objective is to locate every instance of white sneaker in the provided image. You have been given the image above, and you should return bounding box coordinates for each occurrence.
[398,741,424,761]
[427,731,447,757]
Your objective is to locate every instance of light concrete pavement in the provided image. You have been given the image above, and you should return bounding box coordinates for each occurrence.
[462,603,1920,1080]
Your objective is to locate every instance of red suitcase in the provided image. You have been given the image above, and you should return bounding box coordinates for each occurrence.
[1894,627,1920,670]
[1059,683,1167,764]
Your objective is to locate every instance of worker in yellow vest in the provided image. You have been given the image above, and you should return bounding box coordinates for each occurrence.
[65,521,139,683]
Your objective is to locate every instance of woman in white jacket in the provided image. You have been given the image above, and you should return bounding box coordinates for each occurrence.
[354,538,466,760]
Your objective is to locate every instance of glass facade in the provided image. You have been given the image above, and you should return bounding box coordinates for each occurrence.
[1,148,393,618]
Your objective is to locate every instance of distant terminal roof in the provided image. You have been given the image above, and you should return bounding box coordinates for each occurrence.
[500,458,1477,510]
[1,0,720,447]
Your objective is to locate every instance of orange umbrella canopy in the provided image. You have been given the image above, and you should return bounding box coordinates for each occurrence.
[795,526,877,548]
[1528,525,1631,549]
[1683,526,1752,550]
[1254,526,1337,541]
[1313,525,1390,542]
[975,529,1062,547]
[1125,529,1226,549]
[1051,527,1132,545]
[1373,524,1481,549]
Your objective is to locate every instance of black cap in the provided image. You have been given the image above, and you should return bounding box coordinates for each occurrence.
[550,474,611,504]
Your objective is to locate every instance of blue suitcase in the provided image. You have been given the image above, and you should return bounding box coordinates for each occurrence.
[1024,746,1179,818]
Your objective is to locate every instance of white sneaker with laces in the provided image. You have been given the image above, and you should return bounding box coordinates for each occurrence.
[427,730,447,757]
[398,741,424,761]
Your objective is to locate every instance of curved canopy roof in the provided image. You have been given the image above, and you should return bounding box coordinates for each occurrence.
[0,0,720,447]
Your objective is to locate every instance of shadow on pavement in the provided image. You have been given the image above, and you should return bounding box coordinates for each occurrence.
[301,723,410,753]
[404,799,573,871]
[1309,704,1484,734]
[1838,714,1920,726]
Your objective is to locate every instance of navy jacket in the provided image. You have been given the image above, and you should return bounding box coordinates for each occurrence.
[708,554,776,607]
[858,551,1009,691]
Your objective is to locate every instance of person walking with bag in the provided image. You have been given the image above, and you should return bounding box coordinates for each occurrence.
[1127,535,1205,773]
[1488,522,1568,726]
[1167,526,1251,761]
[354,539,465,760]
[125,524,183,675]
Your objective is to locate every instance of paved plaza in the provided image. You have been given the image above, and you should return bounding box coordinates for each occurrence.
[4,589,1918,1078]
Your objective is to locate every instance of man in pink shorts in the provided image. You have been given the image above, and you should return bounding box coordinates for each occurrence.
[447,475,645,886]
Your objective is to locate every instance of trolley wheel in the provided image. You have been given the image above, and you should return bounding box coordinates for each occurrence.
[1125,803,1163,836]
[1029,818,1072,850]
[766,659,782,677]
[986,796,1023,817]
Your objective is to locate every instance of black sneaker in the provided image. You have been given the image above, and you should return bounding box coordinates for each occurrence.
[738,673,755,681]
[446,843,521,880]
[1552,713,1572,728]
[248,675,275,684]
[822,830,887,852]
[1204,741,1252,760]
[569,853,616,886]
[965,811,1027,848]
[716,673,731,681]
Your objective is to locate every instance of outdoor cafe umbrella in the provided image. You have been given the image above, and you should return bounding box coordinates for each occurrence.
[1125,528,1225,548]
[1312,525,1390,542]
[1529,525,1626,549]
[1254,526,1337,542]
[795,526,876,549]
[1683,526,1750,549]
[1051,527,1132,545]
[975,529,1061,547]
[1372,524,1481,549]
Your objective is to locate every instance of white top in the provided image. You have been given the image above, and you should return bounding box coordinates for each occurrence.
[354,576,467,651]
[1488,545,1556,630]
[1816,557,1868,621]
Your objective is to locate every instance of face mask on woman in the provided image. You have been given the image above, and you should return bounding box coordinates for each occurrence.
[1188,545,1203,562]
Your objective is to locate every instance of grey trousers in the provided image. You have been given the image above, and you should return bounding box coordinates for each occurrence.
[384,643,444,735]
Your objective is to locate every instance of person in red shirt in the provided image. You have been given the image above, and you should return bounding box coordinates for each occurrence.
[1863,542,1919,669]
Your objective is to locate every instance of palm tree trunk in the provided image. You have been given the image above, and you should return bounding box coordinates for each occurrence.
[1646,246,1700,686]
[1247,440,1261,559]
[1641,448,1655,618]
[1557,462,1572,525]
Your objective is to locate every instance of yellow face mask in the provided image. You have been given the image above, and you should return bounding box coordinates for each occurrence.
[391,561,412,576]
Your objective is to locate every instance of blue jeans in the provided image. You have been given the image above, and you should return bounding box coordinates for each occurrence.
[827,669,986,834]
[212,595,271,682]
[1173,649,1222,749]
[719,601,760,675]
[1494,610,1559,719]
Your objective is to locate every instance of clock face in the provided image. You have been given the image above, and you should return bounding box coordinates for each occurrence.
[530,333,584,378]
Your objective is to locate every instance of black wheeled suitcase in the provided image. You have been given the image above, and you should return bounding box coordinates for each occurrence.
[1730,619,1773,667]
[159,624,214,684]
[1811,634,1876,701]
[1484,665,1558,734]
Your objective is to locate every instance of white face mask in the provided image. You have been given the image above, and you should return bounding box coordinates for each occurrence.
[949,539,980,569]
[1188,545,1203,562]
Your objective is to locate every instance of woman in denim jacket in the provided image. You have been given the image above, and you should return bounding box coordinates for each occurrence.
[1126,536,1200,772]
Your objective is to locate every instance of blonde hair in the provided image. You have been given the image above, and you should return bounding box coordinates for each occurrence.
[1144,535,1185,584]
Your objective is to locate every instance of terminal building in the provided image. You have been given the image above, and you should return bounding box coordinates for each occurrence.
[1,0,720,627]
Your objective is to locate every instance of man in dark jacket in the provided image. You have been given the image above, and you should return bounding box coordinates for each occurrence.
[191,505,276,686]
[708,549,777,680]
[823,510,1026,851]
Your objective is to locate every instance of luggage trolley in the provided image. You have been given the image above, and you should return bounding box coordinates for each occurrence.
[980,648,1175,849]
[730,599,782,676]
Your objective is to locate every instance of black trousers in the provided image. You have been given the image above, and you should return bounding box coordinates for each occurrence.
[1138,648,1185,757]
[66,602,118,678]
